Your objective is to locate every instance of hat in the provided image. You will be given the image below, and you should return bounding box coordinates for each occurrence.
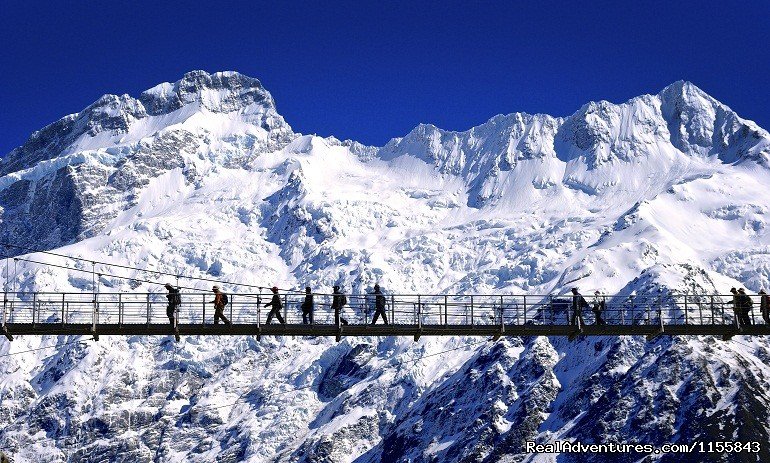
[271,286,278,293]
[165,283,173,288]
[571,287,578,292]
[305,286,312,292]
[333,285,340,290]
[212,285,220,291]
[738,288,746,293]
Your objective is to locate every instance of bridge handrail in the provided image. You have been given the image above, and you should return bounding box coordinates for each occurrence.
[0,290,762,329]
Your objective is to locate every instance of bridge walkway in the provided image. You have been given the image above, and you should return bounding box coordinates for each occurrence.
[2,292,766,342]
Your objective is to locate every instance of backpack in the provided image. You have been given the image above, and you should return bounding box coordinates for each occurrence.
[172,291,182,305]
[743,295,753,309]
[340,294,347,306]
[221,293,229,306]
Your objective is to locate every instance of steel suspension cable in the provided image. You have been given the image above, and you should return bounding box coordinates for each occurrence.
[0,241,303,294]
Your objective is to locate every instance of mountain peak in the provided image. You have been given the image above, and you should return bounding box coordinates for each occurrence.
[139,70,276,115]
[1,70,291,176]
[659,80,709,99]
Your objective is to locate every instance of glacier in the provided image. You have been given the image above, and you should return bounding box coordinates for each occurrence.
[1,70,770,462]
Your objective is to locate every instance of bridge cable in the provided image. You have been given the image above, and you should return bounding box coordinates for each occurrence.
[9,257,318,305]
[12,256,201,292]
[0,241,303,294]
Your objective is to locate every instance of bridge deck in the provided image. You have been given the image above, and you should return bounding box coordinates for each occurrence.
[4,323,770,338]
[2,291,767,341]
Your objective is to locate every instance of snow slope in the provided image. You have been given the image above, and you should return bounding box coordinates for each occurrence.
[1,71,770,462]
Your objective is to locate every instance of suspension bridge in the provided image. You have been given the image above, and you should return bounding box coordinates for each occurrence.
[2,291,768,342]
[1,242,767,343]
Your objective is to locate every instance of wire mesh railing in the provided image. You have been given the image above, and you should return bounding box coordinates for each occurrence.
[1,292,767,329]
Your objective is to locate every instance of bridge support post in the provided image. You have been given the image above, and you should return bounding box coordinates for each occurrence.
[173,297,180,342]
[336,299,342,342]
[91,292,99,341]
[415,296,422,342]
[256,296,261,341]
[494,296,505,341]
[444,295,448,325]
[1,296,10,341]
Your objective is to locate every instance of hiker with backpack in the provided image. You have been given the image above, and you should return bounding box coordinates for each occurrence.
[738,288,753,326]
[210,285,232,325]
[301,286,314,324]
[264,286,286,324]
[760,289,770,325]
[332,285,349,325]
[570,287,588,328]
[164,283,181,326]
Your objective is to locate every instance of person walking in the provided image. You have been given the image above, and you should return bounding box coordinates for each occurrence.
[760,289,770,325]
[210,286,231,325]
[301,286,314,324]
[570,288,588,328]
[738,288,753,326]
[592,290,606,326]
[264,286,286,324]
[164,283,181,326]
[332,285,349,325]
[730,287,743,330]
[371,284,388,325]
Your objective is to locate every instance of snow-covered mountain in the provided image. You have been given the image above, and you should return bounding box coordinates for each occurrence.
[1,71,770,462]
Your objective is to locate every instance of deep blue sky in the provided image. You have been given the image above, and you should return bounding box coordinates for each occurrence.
[2,1,769,155]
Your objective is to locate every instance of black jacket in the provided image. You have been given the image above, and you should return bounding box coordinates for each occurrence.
[166,288,181,306]
[301,294,314,312]
[572,294,588,311]
[374,291,386,310]
[265,294,282,310]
